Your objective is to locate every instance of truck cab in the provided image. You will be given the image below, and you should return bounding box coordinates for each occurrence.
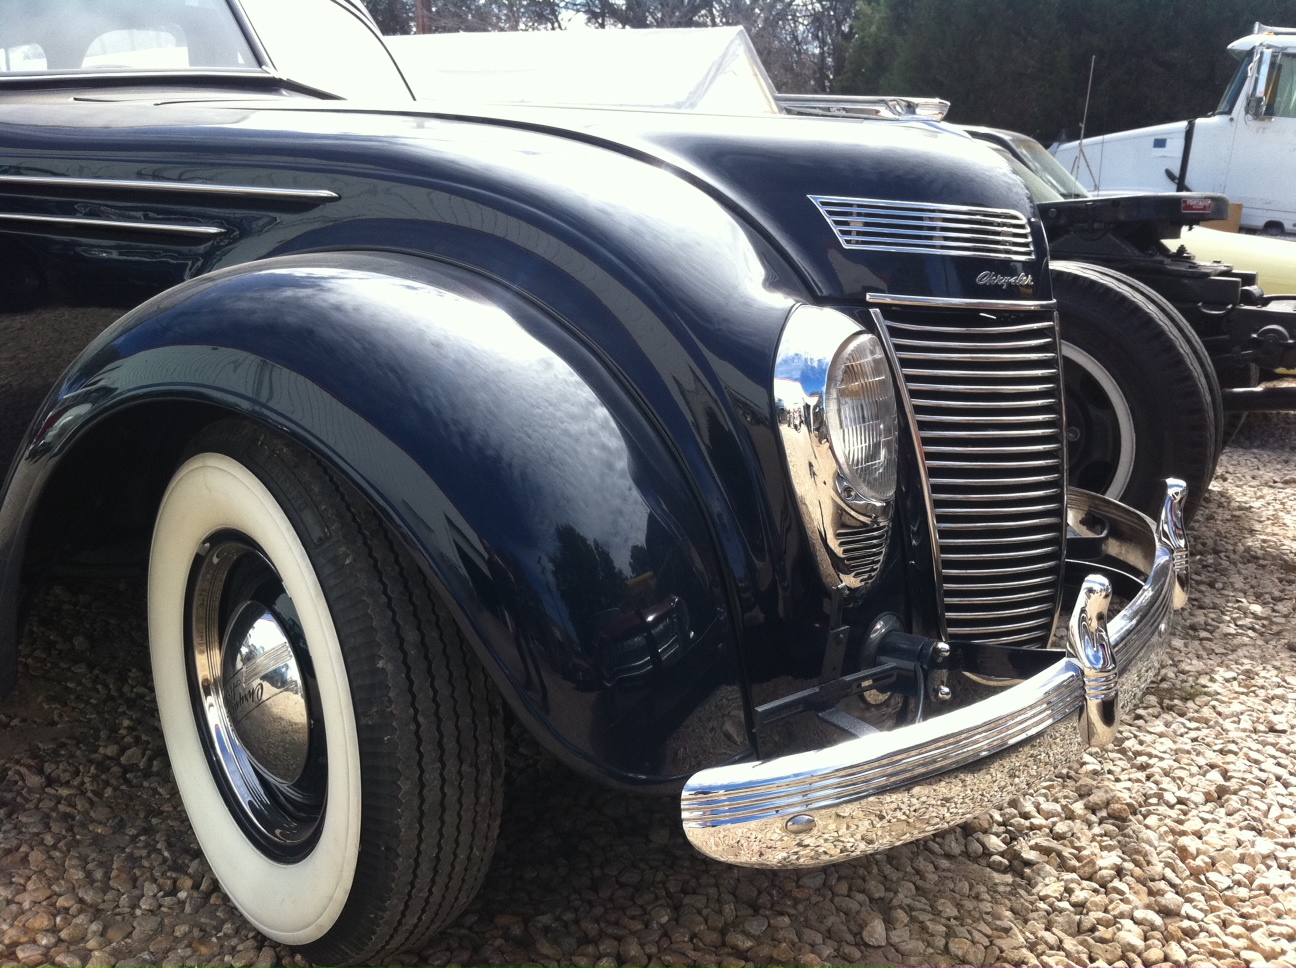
[1053,23,1296,235]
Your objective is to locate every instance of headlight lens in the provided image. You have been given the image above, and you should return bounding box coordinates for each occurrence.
[825,332,898,504]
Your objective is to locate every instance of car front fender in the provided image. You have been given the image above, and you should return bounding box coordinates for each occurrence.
[0,251,749,786]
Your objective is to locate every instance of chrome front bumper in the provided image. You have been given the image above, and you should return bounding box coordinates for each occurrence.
[681,482,1188,867]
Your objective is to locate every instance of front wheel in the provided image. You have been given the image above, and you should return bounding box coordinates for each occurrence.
[1053,262,1218,522]
[148,420,504,965]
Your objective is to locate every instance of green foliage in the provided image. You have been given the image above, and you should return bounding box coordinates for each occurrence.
[838,0,1296,143]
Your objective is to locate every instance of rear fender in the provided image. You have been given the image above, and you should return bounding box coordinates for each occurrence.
[0,251,747,786]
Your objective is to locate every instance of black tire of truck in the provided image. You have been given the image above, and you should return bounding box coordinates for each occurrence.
[1052,261,1218,523]
[147,419,505,966]
[1058,260,1224,468]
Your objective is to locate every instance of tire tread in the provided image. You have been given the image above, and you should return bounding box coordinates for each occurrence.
[182,421,503,966]
[1053,261,1218,521]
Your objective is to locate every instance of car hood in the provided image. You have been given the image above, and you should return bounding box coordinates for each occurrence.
[381,101,1048,303]
[4,88,1046,301]
[457,102,1049,303]
[63,92,1041,304]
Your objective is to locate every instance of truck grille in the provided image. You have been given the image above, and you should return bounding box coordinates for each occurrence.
[811,196,1035,261]
[880,306,1065,649]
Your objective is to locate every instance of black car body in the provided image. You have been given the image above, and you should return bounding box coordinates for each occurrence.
[1,2,1189,963]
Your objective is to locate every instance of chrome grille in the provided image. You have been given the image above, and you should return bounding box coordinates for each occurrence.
[880,307,1064,648]
[811,196,1035,261]
[836,524,887,584]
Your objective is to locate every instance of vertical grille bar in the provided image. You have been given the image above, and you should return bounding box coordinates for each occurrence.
[878,306,1065,649]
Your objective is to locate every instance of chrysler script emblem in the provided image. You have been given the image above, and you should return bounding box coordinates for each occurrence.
[977,270,1034,289]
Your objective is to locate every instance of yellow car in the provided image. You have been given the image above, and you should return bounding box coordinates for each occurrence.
[1179,225,1296,295]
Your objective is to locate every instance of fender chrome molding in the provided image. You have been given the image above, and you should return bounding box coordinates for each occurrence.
[0,212,225,238]
[0,174,339,203]
[680,480,1185,867]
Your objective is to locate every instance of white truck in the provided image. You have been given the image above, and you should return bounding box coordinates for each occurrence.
[1053,24,1296,235]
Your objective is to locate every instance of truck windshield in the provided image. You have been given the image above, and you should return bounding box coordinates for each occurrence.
[1215,51,1252,115]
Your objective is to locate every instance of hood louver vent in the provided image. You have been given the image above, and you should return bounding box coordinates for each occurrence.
[811,196,1035,261]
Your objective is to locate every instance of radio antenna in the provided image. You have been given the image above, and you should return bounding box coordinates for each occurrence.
[1072,55,1099,186]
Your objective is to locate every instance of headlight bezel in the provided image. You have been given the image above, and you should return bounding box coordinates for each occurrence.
[773,305,901,590]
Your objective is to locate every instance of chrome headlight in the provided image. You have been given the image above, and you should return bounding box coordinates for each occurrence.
[774,305,899,590]
[825,332,897,504]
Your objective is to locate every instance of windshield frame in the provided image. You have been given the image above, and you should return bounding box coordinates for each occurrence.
[230,0,414,101]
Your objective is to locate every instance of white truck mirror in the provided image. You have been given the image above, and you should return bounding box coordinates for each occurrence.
[1246,47,1276,118]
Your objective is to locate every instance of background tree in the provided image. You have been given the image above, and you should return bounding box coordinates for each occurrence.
[365,0,1296,109]
[839,0,1296,143]
[564,0,856,90]
[364,0,415,33]
[367,0,854,90]
[375,0,563,32]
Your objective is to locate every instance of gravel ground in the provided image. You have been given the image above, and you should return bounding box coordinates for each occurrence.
[2,412,1296,968]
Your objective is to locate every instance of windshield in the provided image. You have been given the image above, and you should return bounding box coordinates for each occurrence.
[1005,132,1090,199]
[983,144,1065,203]
[0,0,257,74]
[1216,50,1253,115]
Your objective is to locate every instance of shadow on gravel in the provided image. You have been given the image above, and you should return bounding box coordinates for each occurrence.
[5,416,1296,968]
[3,579,994,968]
[0,566,1247,968]
[1229,409,1296,452]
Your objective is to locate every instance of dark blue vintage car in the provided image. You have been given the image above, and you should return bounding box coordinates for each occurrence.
[0,1,1189,963]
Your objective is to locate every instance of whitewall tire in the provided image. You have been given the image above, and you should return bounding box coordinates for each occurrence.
[150,451,362,944]
[148,421,504,965]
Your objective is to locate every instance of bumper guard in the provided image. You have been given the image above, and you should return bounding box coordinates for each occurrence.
[680,481,1188,867]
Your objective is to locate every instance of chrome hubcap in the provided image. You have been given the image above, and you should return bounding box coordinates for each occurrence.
[1061,344,1136,500]
[187,536,326,859]
[222,602,310,784]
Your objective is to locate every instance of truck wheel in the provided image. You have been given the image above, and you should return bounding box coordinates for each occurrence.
[1058,261,1223,468]
[1053,262,1217,521]
[148,420,503,966]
